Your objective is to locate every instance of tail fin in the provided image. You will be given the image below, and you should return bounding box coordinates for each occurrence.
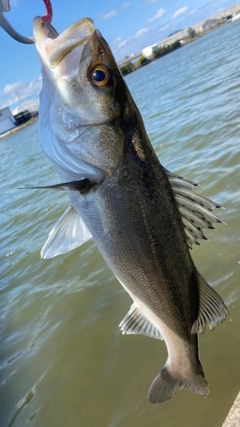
[148,365,209,404]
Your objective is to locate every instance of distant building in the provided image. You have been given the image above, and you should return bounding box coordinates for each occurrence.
[200,18,226,32]
[0,107,16,134]
[14,110,33,126]
[232,11,240,21]
[142,44,158,59]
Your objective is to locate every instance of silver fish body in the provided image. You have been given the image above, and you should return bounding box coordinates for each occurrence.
[32,17,228,403]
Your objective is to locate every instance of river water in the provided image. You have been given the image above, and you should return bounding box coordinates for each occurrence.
[1,20,240,427]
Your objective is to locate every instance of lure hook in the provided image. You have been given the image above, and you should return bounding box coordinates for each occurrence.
[0,0,53,44]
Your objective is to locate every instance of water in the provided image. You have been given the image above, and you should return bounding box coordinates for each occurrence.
[1,20,240,427]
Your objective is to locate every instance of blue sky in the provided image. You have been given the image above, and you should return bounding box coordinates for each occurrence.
[0,0,237,110]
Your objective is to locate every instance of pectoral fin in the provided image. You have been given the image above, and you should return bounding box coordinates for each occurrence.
[119,303,163,340]
[41,205,91,259]
[19,179,94,194]
[192,272,229,334]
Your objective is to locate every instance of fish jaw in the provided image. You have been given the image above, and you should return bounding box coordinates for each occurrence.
[33,16,95,80]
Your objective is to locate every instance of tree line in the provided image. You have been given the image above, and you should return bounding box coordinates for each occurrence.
[120,40,181,76]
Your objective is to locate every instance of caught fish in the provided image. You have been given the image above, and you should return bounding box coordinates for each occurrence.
[32,16,228,403]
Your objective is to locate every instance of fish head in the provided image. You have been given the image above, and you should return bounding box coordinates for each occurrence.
[33,17,134,181]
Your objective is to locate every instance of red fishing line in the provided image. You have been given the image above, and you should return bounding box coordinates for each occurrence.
[41,0,53,23]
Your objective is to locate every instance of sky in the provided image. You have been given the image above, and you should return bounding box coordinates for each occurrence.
[0,0,237,110]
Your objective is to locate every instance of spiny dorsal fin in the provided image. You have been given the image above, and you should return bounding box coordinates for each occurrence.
[41,205,91,259]
[165,169,223,248]
[191,272,229,334]
[119,303,163,340]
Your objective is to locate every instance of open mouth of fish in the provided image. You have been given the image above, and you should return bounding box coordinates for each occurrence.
[33,16,95,70]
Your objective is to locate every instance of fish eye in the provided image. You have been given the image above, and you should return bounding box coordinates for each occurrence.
[90,65,111,87]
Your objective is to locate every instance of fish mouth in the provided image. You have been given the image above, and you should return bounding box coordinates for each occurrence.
[33,16,95,69]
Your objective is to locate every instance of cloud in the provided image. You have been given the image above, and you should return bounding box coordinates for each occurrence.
[2,82,20,96]
[113,27,149,52]
[122,2,131,8]
[189,9,196,15]
[114,36,123,45]
[159,24,169,31]
[118,39,128,48]
[146,0,159,4]
[0,77,42,110]
[172,6,189,19]
[12,98,40,115]
[113,36,128,48]
[114,26,151,56]
[148,7,166,23]
[132,28,149,39]
[102,10,117,20]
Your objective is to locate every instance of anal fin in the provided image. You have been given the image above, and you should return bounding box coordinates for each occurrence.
[119,303,163,340]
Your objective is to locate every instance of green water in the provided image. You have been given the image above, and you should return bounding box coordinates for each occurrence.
[1,20,240,427]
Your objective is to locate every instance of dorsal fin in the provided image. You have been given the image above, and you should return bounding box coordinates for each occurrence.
[41,205,91,258]
[119,303,163,340]
[165,169,224,248]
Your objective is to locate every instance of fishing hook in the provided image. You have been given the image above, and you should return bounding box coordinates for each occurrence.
[0,0,53,44]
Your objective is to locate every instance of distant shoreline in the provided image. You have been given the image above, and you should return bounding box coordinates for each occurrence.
[120,19,232,76]
[0,116,38,141]
[118,15,237,77]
